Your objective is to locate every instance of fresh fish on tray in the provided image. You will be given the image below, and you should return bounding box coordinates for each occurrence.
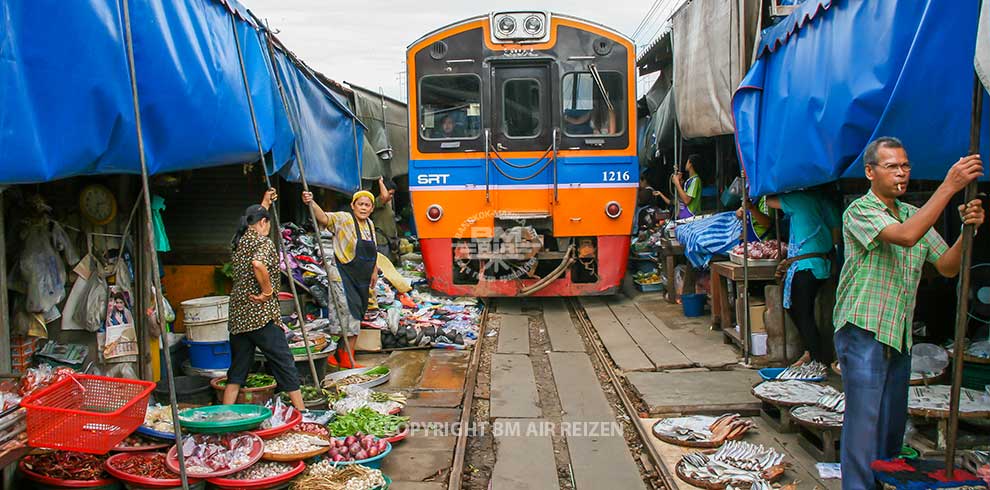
[753,380,837,405]
[791,406,843,426]
[815,392,845,413]
[775,361,827,380]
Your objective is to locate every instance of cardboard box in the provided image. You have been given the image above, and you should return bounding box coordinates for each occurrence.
[735,298,767,333]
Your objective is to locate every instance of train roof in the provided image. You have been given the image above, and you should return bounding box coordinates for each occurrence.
[406,12,632,51]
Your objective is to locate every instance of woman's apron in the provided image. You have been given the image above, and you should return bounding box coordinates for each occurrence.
[676,176,699,219]
[337,214,378,321]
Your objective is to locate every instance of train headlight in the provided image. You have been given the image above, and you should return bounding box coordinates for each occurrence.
[605,201,622,219]
[497,16,516,36]
[491,12,549,43]
[426,205,443,222]
[523,15,543,35]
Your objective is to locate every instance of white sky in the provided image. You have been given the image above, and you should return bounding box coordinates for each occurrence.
[245,1,676,101]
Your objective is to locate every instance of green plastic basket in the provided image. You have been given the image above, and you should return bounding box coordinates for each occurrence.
[177,404,272,433]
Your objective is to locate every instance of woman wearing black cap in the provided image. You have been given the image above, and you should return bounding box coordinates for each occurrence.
[224,189,305,411]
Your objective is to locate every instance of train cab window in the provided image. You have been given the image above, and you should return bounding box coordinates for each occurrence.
[419,75,482,140]
[502,78,542,138]
[561,72,624,137]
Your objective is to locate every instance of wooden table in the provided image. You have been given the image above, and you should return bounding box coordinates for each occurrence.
[659,238,696,304]
[710,261,777,332]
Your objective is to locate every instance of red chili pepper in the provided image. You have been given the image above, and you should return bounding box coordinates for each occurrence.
[114,453,175,480]
[23,452,109,481]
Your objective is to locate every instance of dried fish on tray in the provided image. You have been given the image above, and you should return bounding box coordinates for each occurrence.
[775,361,827,381]
[816,392,845,413]
[960,450,988,474]
[752,381,839,407]
[907,385,990,416]
[676,440,787,490]
[791,406,843,427]
[652,414,755,448]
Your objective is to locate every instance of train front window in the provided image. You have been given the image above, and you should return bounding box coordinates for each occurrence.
[562,72,624,137]
[419,74,482,140]
[502,78,542,138]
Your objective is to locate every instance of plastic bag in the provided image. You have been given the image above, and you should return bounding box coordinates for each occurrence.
[911,343,949,374]
[19,222,66,313]
[967,340,990,359]
[49,221,80,268]
[81,271,107,332]
[260,397,292,429]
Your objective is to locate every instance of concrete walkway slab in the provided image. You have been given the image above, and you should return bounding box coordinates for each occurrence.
[402,406,463,425]
[638,417,840,490]
[542,299,586,352]
[389,483,446,490]
[491,354,541,418]
[579,297,653,372]
[548,352,614,422]
[498,298,523,314]
[406,390,463,408]
[607,296,692,369]
[627,369,762,415]
[496,314,530,354]
[567,429,648,490]
[418,350,470,391]
[491,418,560,490]
[380,349,431,389]
[635,298,738,368]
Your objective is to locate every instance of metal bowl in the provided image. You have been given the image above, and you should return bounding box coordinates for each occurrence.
[322,367,390,390]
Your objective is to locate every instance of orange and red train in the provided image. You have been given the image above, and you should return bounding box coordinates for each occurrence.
[407,11,637,296]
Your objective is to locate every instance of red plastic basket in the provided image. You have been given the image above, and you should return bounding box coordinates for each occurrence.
[20,374,155,454]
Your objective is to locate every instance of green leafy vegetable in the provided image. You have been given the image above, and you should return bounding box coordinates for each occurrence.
[328,407,408,437]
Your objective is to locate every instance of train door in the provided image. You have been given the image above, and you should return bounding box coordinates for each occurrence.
[489,63,553,217]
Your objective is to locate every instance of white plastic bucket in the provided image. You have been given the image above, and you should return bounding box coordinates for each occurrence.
[181,296,229,324]
[185,319,230,342]
[750,332,768,356]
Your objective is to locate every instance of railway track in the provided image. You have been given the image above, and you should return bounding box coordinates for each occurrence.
[446,297,670,490]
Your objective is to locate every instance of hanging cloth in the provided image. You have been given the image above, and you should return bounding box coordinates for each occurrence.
[150,194,170,252]
[337,214,378,320]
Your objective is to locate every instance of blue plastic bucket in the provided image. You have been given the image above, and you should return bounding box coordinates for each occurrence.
[184,339,231,370]
[681,293,706,317]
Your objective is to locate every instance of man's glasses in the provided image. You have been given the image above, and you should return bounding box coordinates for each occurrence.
[876,162,912,172]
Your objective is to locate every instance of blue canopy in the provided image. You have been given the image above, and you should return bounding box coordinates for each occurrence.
[733,0,990,198]
[0,0,362,193]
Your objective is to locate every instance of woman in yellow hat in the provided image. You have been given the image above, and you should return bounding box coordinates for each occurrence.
[301,189,380,368]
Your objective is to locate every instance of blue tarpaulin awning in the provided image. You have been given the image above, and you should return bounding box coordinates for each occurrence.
[0,0,362,193]
[733,0,990,198]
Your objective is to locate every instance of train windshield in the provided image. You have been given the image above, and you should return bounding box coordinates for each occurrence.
[561,72,624,137]
[419,74,482,140]
[502,78,542,138]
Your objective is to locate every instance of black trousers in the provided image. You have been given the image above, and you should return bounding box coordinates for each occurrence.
[785,270,828,363]
[228,320,301,392]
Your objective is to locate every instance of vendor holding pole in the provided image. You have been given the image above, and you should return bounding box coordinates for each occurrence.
[225,189,306,411]
[302,190,379,369]
[659,153,704,219]
[833,137,984,490]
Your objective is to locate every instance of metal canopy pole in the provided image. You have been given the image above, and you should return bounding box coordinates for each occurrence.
[259,23,354,369]
[119,0,189,487]
[945,72,984,478]
[230,15,320,386]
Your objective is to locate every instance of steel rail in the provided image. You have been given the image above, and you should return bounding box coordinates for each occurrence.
[446,299,491,490]
[569,298,670,490]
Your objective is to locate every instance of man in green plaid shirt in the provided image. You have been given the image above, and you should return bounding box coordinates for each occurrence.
[833,137,984,490]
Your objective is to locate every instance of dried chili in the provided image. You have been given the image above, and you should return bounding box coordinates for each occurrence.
[22,451,110,481]
[113,453,176,480]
